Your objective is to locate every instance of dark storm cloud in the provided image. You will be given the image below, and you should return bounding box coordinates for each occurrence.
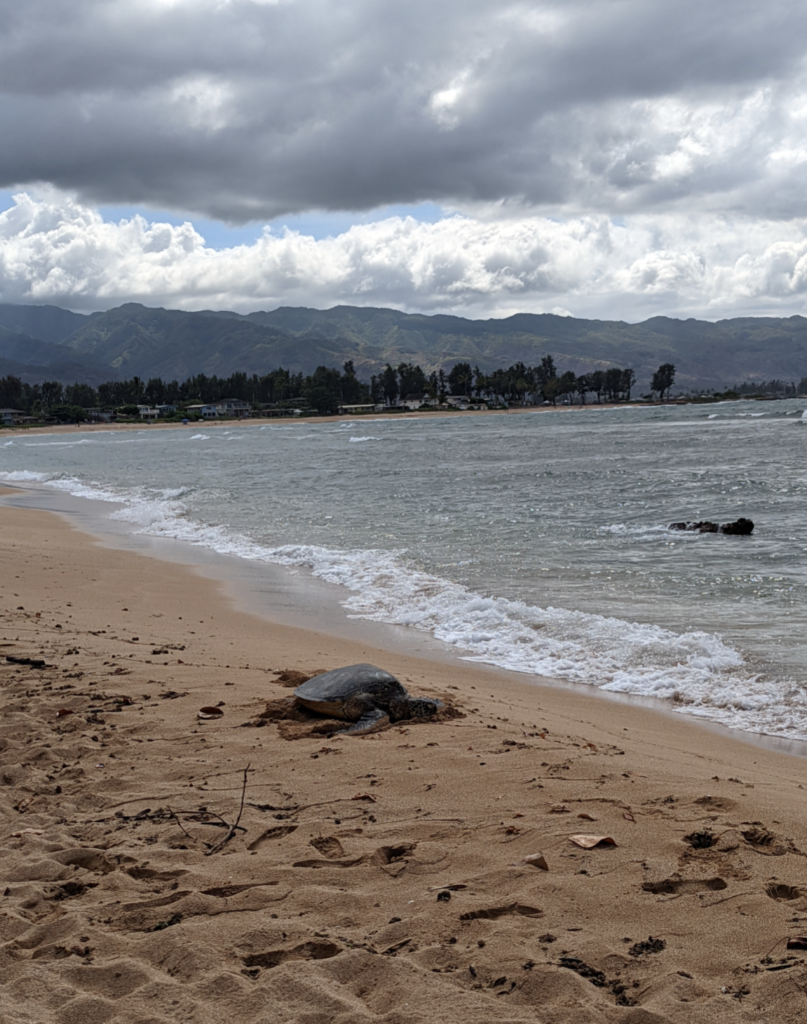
[1,0,807,221]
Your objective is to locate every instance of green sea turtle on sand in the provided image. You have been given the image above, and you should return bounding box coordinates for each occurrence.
[294,663,443,735]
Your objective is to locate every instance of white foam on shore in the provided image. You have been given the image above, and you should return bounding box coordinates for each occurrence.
[0,470,49,481]
[5,470,806,742]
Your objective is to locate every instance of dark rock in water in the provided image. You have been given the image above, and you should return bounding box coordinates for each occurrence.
[719,518,754,535]
[668,518,754,535]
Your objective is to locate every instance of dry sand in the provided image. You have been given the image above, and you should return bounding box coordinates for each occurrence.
[2,499,807,1023]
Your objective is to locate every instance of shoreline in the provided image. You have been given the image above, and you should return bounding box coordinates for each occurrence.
[1,393,794,440]
[4,480,807,762]
[3,501,807,1021]
[0,398,701,438]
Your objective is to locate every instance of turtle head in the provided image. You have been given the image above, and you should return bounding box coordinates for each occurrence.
[391,696,443,721]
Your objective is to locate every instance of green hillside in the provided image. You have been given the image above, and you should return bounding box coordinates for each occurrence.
[3,300,807,390]
[0,304,95,346]
[242,307,807,390]
[0,325,119,385]
[63,303,369,380]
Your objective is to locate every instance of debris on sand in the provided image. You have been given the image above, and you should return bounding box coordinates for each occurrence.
[569,834,617,849]
[198,705,224,719]
[511,852,549,870]
[629,936,666,957]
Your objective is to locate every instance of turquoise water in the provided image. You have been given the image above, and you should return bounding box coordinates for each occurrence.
[3,400,807,739]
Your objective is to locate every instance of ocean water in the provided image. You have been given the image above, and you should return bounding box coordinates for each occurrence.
[3,400,807,741]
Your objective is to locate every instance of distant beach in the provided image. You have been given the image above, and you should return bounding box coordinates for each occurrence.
[2,398,649,438]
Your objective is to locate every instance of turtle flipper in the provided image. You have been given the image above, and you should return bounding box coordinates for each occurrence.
[337,706,390,736]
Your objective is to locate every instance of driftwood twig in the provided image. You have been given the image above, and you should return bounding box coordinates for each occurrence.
[167,805,196,844]
[205,764,251,857]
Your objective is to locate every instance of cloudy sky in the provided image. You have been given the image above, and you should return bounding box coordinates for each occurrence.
[2,0,807,320]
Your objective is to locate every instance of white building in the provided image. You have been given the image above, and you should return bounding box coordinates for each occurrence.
[215,398,250,418]
[185,404,219,419]
[400,393,431,411]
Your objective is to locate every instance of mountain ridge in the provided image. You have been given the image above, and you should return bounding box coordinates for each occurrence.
[1,301,806,390]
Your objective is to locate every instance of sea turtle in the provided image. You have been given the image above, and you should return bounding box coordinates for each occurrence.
[294,663,444,735]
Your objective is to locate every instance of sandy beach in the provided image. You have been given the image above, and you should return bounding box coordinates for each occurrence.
[0,399,648,439]
[3,496,807,1023]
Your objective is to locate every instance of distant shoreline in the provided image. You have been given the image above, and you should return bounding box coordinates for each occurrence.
[0,396,766,437]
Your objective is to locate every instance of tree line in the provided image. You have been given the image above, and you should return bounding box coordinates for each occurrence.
[731,378,805,397]
[0,356,677,421]
[372,357,644,405]
[0,363,368,419]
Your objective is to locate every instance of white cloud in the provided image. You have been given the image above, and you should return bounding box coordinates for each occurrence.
[4,191,807,320]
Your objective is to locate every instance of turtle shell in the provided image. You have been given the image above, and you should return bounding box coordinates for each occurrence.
[294,664,407,718]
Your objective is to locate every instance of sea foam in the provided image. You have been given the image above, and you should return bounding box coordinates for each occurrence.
[0,470,49,481]
[8,472,805,742]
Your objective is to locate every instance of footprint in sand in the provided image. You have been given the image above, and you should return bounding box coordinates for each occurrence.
[292,855,365,868]
[247,824,298,850]
[460,903,543,921]
[740,824,796,856]
[201,883,280,898]
[693,795,737,811]
[642,877,727,895]
[309,836,345,859]
[46,880,95,901]
[742,825,776,846]
[123,863,188,881]
[765,883,804,902]
[241,940,341,971]
[372,843,416,865]
[683,829,716,850]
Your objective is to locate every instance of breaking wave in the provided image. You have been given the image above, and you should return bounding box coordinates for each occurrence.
[5,471,804,742]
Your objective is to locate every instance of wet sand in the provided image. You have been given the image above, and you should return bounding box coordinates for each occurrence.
[2,500,807,1023]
